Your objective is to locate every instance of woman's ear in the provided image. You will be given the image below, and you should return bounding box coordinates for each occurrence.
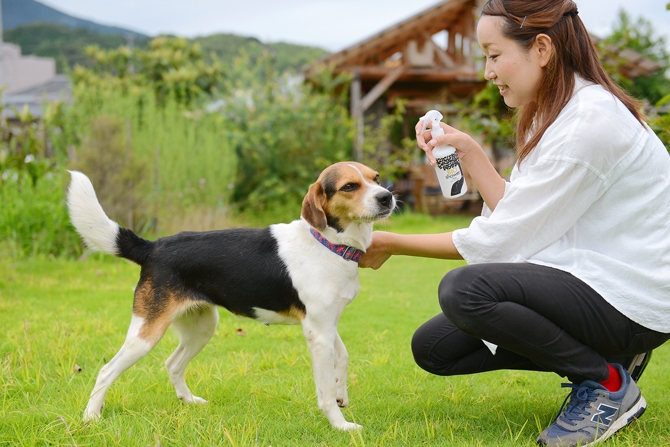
[534,33,553,68]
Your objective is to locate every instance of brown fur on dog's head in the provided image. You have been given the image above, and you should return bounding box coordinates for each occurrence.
[301,162,386,232]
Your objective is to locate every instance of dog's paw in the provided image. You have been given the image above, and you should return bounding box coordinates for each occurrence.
[179,394,208,405]
[82,407,102,422]
[191,396,208,405]
[335,421,363,431]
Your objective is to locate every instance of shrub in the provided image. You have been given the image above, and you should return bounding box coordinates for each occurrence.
[0,170,81,258]
[0,97,80,258]
[65,85,236,235]
[70,115,150,230]
[649,93,670,153]
[219,52,354,210]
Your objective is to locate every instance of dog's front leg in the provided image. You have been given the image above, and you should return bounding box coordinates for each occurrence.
[334,332,349,408]
[302,316,361,430]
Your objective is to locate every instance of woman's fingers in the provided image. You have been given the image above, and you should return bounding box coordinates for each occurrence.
[416,119,437,165]
[359,232,393,269]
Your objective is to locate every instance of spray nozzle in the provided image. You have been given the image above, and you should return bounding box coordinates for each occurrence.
[420,110,444,136]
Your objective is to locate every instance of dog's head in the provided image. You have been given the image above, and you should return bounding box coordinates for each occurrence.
[301,162,395,232]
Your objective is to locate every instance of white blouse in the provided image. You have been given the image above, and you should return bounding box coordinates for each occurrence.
[453,76,670,333]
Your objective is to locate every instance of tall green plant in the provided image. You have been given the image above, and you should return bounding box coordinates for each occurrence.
[65,84,237,234]
[0,92,80,258]
[76,36,225,106]
[70,115,150,230]
[220,52,354,210]
[0,170,81,258]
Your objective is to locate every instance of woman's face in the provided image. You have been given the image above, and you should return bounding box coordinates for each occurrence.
[477,15,548,107]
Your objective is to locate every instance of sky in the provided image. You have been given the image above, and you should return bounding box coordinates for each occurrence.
[40,0,669,52]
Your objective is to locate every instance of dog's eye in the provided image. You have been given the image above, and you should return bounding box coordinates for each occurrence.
[340,183,359,192]
[374,175,380,185]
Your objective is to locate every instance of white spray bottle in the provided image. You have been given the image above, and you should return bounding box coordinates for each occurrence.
[421,110,467,199]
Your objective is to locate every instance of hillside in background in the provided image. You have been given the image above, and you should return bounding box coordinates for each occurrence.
[2,0,147,37]
[2,0,330,75]
[4,23,329,75]
[192,33,328,74]
[4,23,149,73]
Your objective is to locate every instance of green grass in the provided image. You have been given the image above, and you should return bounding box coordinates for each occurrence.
[1,213,669,446]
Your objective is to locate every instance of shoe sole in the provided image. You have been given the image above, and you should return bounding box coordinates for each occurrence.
[583,395,647,446]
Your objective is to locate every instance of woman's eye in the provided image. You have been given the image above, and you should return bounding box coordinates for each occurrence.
[488,55,498,61]
[341,183,359,192]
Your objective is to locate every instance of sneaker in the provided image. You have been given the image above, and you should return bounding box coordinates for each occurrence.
[605,351,652,382]
[536,364,646,447]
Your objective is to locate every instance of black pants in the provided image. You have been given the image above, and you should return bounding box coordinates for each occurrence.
[412,263,670,384]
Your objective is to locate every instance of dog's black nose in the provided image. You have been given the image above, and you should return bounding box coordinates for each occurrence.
[376,191,393,209]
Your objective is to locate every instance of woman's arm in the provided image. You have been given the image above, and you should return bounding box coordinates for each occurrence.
[459,142,506,210]
[359,231,463,270]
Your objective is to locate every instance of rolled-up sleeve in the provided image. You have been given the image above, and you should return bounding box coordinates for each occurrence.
[453,157,604,264]
[480,181,511,218]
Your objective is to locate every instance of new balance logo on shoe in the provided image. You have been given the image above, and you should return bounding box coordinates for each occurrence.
[592,403,617,426]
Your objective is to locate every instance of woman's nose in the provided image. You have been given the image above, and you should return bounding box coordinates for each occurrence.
[483,60,496,80]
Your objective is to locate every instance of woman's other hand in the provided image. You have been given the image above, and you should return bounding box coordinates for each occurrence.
[359,231,392,269]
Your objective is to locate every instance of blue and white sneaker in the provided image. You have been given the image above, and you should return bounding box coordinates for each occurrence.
[536,364,646,447]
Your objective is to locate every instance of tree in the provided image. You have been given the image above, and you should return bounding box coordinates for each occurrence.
[601,9,670,103]
[73,36,225,106]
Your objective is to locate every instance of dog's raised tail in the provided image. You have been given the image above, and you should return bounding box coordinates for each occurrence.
[67,171,152,265]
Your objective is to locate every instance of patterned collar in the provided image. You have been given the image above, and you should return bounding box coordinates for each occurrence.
[310,228,363,263]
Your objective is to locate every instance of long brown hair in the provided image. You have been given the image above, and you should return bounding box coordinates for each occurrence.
[481,0,645,164]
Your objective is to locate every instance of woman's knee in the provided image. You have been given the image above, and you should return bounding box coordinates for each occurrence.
[439,264,507,336]
[438,265,484,324]
[411,321,438,374]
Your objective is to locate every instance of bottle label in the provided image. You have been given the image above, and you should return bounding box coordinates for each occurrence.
[435,153,466,198]
[436,153,462,179]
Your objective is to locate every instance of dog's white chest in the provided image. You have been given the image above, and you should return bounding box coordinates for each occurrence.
[271,221,363,306]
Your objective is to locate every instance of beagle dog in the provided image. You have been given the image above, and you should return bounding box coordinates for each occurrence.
[67,162,395,430]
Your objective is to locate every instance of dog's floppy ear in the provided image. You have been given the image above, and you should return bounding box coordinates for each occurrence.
[301,181,328,231]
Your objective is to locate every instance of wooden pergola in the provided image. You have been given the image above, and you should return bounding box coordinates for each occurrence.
[303,0,487,162]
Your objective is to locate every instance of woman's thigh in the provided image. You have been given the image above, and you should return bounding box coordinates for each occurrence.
[438,263,665,357]
[411,311,543,376]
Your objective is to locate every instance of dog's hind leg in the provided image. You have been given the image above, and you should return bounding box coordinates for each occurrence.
[83,314,167,421]
[165,304,219,404]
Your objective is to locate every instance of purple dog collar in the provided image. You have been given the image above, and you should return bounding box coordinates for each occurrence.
[310,228,363,262]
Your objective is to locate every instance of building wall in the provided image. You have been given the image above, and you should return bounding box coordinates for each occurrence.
[1,43,56,95]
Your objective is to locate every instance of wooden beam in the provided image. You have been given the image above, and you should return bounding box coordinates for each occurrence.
[340,65,479,82]
[421,31,456,68]
[350,71,364,162]
[318,0,471,69]
[447,28,456,60]
[360,65,406,112]
[304,10,470,78]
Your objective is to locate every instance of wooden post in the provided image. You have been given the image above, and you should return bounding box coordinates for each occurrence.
[361,65,405,112]
[350,71,364,162]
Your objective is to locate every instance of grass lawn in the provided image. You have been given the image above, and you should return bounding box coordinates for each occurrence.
[1,213,669,446]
